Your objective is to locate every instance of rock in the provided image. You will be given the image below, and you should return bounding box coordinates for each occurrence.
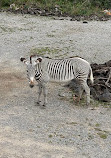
[98,89,111,102]
[53,17,65,20]
[83,21,88,24]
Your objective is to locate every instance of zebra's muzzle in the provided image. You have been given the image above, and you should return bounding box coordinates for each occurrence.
[29,81,34,88]
[29,84,34,88]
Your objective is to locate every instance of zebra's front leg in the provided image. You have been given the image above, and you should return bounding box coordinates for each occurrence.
[37,84,42,105]
[42,84,48,106]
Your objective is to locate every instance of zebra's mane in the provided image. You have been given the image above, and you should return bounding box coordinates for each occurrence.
[45,56,85,60]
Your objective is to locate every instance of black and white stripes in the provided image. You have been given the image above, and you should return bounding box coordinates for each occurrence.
[47,59,74,81]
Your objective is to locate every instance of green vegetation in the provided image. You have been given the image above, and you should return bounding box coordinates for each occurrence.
[30,47,60,56]
[94,127,109,139]
[0,0,111,16]
[97,132,107,139]
[0,26,14,32]
[48,134,53,138]
[95,123,101,127]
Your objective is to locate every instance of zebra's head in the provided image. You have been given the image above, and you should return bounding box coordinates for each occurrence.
[20,57,37,88]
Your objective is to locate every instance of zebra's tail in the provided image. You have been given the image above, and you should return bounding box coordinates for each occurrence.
[89,67,94,84]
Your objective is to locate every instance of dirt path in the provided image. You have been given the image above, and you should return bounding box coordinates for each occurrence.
[0,12,111,158]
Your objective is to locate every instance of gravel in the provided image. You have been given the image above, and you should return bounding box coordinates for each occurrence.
[0,12,111,158]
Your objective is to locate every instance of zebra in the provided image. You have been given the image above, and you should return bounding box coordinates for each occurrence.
[20,55,94,106]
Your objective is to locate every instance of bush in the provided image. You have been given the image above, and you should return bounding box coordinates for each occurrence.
[0,0,11,7]
[0,0,111,15]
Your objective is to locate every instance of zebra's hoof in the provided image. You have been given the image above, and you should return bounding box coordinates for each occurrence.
[40,104,46,109]
[35,101,41,106]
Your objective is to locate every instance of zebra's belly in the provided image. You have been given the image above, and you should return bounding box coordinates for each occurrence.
[49,76,74,83]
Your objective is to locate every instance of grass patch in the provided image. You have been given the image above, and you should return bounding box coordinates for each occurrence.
[91,100,111,108]
[30,47,62,57]
[94,127,102,132]
[66,122,77,125]
[48,134,53,138]
[95,127,109,139]
[97,132,107,139]
[95,123,101,127]
[0,26,8,32]
[0,26,14,32]
[46,34,55,38]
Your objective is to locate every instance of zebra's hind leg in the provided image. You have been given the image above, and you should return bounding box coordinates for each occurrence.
[73,82,83,103]
[37,84,42,105]
[76,86,84,103]
[81,81,90,106]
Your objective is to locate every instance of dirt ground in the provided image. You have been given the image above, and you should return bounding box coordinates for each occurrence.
[0,12,111,158]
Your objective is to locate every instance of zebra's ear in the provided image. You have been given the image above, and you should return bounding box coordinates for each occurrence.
[20,57,28,64]
[37,57,42,63]
[33,57,43,65]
